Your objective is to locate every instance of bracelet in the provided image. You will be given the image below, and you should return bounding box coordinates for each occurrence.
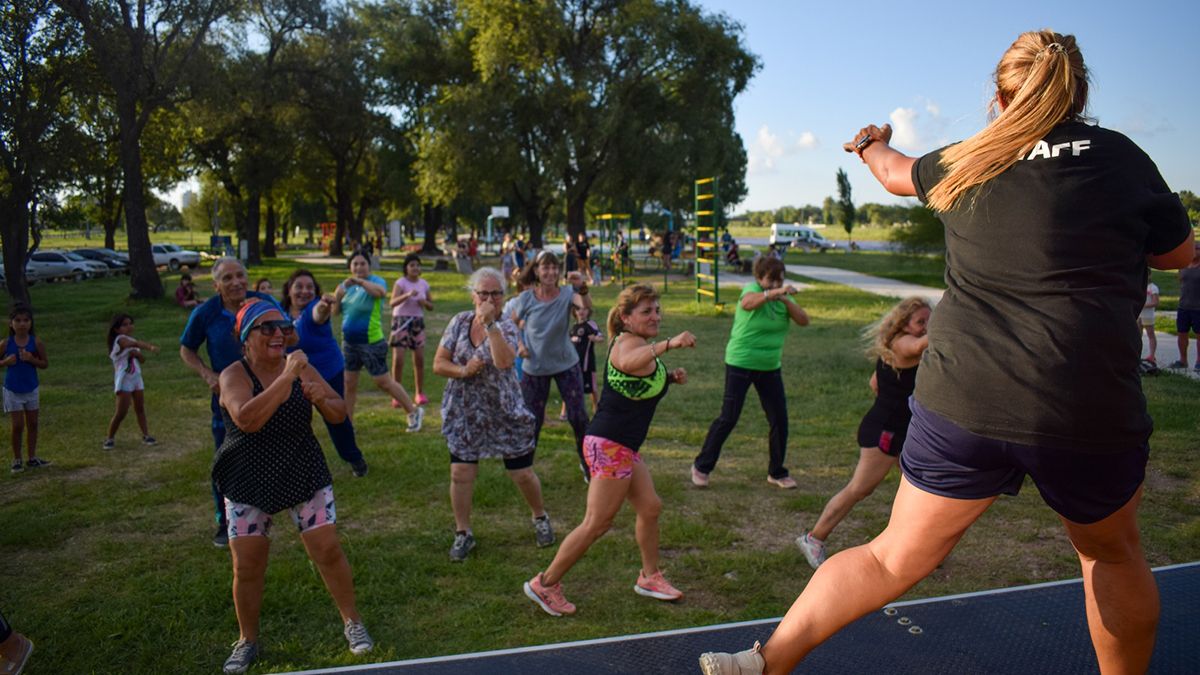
[854,134,875,159]
[460,365,468,378]
[484,321,497,331]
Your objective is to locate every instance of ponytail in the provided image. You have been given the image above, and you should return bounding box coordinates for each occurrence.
[927,30,1088,213]
[606,283,660,346]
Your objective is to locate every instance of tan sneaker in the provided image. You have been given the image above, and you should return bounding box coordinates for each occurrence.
[698,641,765,674]
[766,475,797,489]
[0,632,33,675]
[691,465,710,487]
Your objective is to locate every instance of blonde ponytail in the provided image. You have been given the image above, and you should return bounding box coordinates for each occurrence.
[927,30,1089,213]
[606,283,660,345]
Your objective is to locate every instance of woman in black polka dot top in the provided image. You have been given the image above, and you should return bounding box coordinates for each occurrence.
[212,300,374,673]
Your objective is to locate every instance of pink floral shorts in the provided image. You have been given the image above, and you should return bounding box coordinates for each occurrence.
[224,485,336,539]
[583,435,642,480]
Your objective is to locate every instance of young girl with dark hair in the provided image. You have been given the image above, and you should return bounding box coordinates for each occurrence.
[103,314,160,449]
[2,305,49,473]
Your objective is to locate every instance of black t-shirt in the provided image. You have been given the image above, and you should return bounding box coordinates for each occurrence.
[912,122,1192,451]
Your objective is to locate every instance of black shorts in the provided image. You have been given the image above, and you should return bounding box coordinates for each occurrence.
[900,399,1148,524]
[449,451,534,471]
[856,408,909,457]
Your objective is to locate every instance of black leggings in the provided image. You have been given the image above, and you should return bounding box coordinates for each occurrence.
[520,367,589,472]
[449,452,535,471]
[694,364,790,478]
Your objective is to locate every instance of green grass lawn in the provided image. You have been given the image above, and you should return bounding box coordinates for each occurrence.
[2,254,1197,674]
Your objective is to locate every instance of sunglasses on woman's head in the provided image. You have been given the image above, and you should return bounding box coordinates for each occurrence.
[253,320,295,336]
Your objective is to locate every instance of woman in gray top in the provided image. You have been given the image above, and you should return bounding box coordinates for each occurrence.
[508,251,593,480]
[433,268,554,562]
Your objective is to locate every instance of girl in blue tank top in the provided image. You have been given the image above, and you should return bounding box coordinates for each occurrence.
[2,305,50,473]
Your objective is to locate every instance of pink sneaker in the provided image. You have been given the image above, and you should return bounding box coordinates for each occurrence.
[766,475,797,489]
[524,573,576,616]
[416,393,429,405]
[635,569,683,601]
[691,465,709,488]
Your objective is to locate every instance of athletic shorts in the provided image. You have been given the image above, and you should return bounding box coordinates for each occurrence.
[583,435,641,480]
[2,388,38,413]
[449,451,534,471]
[115,368,144,393]
[1138,310,1155,327]
[343,340,389,376]
[856,411,909,457]
[224,485,336,539]
[900,399,1148,524]
[389,315,426,350]
[1176,309,1200,334]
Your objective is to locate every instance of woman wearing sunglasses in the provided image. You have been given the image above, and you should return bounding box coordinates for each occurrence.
[212,299,373,674]
[433,268,552,562]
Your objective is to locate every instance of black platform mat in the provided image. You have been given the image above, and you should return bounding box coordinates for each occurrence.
[287,562,1198,674]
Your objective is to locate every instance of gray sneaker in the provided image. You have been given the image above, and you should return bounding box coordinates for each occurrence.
[343,618,374,655]
[223,638,258,674]
[699,641,765,675]
[796,532,827,569]
[449,531,475,562]
[10,460,22,474]
[1167,360,1186,369]
[533,514,555,547]
[406,406,424,433]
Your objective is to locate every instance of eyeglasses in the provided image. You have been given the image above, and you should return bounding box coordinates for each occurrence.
[253,320,295,336]
[474,290,504,299]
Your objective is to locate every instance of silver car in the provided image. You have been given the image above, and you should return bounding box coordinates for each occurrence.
[27,250,106,281]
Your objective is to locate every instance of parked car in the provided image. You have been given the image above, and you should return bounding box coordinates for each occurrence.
[75,248,130,274]
[28,250,107,281]
[769,224,838,252]
[151,243,201,271]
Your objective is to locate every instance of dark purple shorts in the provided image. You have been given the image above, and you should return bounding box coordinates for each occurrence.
[900,399,1148,524]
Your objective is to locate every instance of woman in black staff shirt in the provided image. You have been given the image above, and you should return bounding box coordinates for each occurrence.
[700,30,1195,675]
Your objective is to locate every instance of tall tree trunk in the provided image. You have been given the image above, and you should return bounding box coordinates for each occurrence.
[102,184,122,251]
[264,198,277,257]
[566,191,588,242]
[242,190,262,265]
[117,96,163,299]
[0,188,33,306]
[421,203,441,254]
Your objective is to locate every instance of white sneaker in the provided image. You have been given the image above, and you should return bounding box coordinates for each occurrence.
[406,406,424,433]
[796,532,827,569]
[698,641,765,674]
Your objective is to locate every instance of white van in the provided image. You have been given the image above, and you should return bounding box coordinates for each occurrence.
[768,224,837,252]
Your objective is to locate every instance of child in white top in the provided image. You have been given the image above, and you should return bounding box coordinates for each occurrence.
[105,313,159,449]
[1140,282,1159,363]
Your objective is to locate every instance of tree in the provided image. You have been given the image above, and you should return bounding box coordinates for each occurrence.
[448,0,757,243]
[0,0,82,304]
[58,0,234,298]
[291,7,387,257]
[1179,190,1199,226]
[836,168,855,243]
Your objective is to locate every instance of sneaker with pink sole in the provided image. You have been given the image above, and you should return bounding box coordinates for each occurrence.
[524,573,576,616]
[634,569,683,601]
[690,465,709,488]
[416,393,429,405]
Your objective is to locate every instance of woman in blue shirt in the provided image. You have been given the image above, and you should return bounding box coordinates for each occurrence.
[282,269,368,477]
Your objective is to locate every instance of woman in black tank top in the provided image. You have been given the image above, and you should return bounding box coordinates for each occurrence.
[524,284,696,617]
[213,302,374,672]
[796,298,931,570]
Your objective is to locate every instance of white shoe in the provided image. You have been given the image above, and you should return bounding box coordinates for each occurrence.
[796,532,827,569]
[406,406,424,433]
[699,641,765,674]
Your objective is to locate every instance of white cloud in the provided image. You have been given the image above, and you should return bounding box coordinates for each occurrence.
[748,125,818,175]
[888,97,948,151]
[889,107,921,150]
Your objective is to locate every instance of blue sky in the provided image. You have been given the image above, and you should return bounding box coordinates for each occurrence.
[697,0,1200,212]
